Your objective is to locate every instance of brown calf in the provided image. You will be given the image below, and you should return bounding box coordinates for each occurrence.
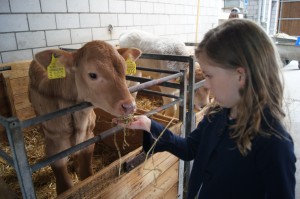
[28,40,141,194]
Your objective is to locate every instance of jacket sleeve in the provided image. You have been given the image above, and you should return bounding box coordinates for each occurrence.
[255,132,296,199]
[143,117,208,161]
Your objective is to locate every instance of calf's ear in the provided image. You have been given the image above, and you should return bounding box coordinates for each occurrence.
[117,48,142,61]
[34,49,74,70]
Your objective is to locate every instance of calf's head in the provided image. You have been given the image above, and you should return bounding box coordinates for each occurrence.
[73,41,141,116]
[34,40,141,116]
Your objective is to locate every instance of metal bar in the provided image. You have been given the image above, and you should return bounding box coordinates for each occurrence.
[31,126,121,172]
[0,65,11,72]
[184,42,198,46]
[0,115,9,125]
[140,53,193,62]
[280,0,300,2]
[136,66,179,74]
[139,89,179,99]
[278,18,300,20]
[6,117,36,199]
[278,0,283,33]
[144,99,182,117]
[0,149,14,166]
[184,57,196,197]
[124,152,146,172]
[186,57,196,133]
[21,102,92,129]
[31,99,182,172]
[178,68,187,199]
[126,75,180,89]
[194,79,205,90]
[129,72,183,93]
[59,48,77,52]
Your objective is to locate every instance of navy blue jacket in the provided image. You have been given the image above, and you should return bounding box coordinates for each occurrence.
[143,108,296,199]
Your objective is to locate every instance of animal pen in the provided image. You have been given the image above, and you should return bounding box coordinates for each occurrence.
[0,53,204,199]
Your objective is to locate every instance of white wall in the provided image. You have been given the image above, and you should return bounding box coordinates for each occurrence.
[245,0,279,35]
[0,0,220,63]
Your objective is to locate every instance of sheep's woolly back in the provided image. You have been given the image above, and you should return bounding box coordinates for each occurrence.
[119,30,190,70]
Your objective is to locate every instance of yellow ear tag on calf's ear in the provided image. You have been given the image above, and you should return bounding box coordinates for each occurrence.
[47,54,66,79]
[126,58,136,75]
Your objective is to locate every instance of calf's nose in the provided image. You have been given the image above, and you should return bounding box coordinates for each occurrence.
[121,102,136,115]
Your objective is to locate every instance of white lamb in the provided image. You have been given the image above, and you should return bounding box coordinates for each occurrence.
[119,30,209,117]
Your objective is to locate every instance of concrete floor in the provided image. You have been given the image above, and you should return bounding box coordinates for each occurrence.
[282,60,300,198]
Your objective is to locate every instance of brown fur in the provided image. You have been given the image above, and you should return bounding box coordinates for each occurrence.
[28,40,141,194]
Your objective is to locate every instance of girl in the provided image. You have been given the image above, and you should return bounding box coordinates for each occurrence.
[115,19,296,199]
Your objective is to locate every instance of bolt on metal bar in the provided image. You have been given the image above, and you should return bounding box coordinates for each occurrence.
[31,98,182,172]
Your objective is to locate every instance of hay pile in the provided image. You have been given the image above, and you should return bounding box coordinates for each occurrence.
[0,94,163,198]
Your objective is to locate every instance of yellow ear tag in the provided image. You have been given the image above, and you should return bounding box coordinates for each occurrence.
[47,54,66,79]
[126,58,136,75]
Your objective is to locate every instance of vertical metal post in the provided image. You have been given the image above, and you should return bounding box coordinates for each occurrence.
[6,117,36,199]
[178,68,187,199]
[278,0,283,33]
[184,56,196,198]
[187,56,196,132]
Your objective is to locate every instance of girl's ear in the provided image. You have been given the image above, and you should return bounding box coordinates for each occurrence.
[236,67,246,87]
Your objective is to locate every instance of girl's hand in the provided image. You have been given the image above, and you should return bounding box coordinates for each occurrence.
[112,115,151,132]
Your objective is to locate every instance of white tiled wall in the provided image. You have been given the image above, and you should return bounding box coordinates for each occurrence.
[0,0,220,63]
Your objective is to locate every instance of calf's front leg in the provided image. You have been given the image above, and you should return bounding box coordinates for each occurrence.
[45,137,73,195]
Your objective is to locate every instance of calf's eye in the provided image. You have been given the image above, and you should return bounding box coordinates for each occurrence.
[88,73,97,80]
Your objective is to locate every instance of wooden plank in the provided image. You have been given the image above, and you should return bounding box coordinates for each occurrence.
[7,77,29,96]
[15,106,35,121]
[0,60,34,121]
[11,92,31,111]
[0,60,31,79]
[164,183,178,199]
[3,74,16,116]
[93,152,178,199]
[132,161,179,199]
[57,148,144,199]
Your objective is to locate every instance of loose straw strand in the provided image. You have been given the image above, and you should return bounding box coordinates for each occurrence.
[143,117,175,186]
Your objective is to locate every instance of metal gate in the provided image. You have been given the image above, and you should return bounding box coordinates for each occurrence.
[0,53,201,198]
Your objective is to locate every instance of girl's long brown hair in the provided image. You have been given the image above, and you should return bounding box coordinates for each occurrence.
[195,19,285,155]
